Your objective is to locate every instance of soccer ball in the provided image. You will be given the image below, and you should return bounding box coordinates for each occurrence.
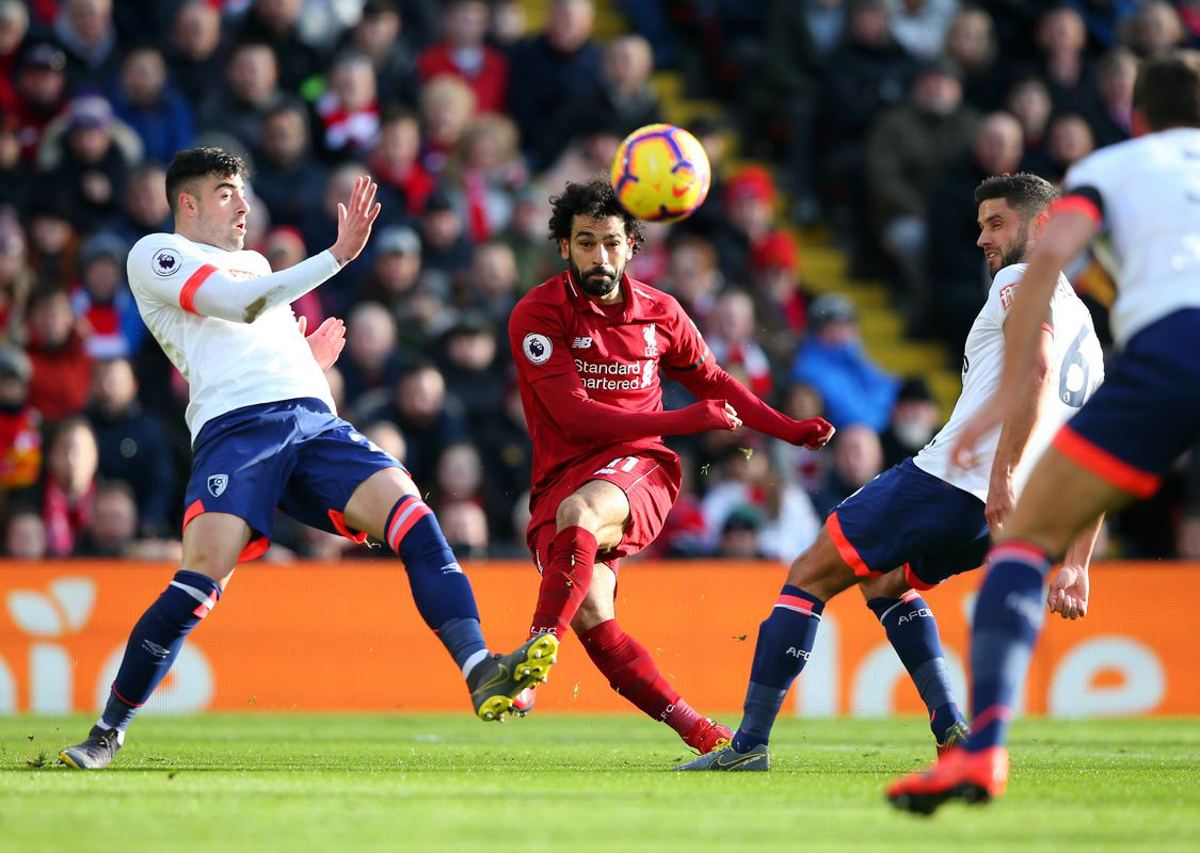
[610,123,711,223]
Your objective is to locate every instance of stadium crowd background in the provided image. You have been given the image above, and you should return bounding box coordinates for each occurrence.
[1,0,1199,565]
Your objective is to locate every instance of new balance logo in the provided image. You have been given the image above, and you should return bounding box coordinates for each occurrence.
[897,608,934,625]
[571,337,593,349]
[785,647,810,660]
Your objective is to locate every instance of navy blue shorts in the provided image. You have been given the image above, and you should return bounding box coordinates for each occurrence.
[1053,309,1200,498]
[183,398,403,561]
[825,459,991,590]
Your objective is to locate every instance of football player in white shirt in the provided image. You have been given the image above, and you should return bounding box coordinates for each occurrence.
[888,50,1200,813]
[680,173,1103,773]
[59,148,558,771]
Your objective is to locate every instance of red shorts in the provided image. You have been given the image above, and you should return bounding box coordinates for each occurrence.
[527,444,682,573]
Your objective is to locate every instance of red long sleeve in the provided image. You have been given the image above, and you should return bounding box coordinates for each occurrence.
[528,368,733,442]
[672,361,797,441]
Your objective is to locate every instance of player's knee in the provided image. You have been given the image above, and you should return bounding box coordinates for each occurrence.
[787,545,858,601]
[859,569,909,601]
[555,494,600,534]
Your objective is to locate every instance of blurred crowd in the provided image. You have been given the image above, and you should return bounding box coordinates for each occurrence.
[1,0,1198,565]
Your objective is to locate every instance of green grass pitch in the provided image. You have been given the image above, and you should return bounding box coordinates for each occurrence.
[2,714,1198,852]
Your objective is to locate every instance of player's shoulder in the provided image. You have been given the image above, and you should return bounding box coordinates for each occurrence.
[991,263,1026,291]
[127,233,193,284]
[511,274,570,324]
[628,277,688,319]
[1064,134,1151,187]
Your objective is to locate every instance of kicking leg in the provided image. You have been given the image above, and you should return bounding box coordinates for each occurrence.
[343,467,556,721]
[677,529,857,770]
[60,513,248,769]
[859,569,967,753]
[572,565,731,753]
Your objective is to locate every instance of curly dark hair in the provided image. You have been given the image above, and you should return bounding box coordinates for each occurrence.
[165,147,249,216]
[973,172,1058,219]
[547,178,644,254]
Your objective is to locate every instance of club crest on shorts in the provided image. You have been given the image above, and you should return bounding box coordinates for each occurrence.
[207,474,229,497]
[523,333,552,364]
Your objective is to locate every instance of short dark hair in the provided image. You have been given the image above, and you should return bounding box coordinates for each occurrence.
[1134,49,1200,132]
[165,147,248,216]
[547,178,644,254]
[973,172,1058,219]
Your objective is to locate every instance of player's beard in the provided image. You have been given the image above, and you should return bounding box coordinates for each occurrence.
[991,225,1032,279]
[571,259,622,298]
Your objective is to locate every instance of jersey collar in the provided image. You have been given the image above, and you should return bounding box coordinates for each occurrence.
[564,271,644,322]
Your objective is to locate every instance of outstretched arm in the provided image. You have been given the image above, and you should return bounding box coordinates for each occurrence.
[528,368,742,443]
[672,361,834,449]
[144,178,381,324]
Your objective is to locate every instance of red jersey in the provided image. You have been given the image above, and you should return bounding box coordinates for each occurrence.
[509,272,712,498]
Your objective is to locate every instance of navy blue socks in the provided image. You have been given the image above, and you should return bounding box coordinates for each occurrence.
[966,542,1051,753]
[385,495,487,678]
[100,570,222,731]
[867,591,964,742]
[732,585,825,752]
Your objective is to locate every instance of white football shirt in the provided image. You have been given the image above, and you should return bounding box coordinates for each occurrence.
[913,263,1104,501]
[1063,127,1200,347]
[127,233,339,441]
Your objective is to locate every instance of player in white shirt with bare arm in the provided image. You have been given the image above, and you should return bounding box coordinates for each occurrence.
[59,148,557,771]
[679,173,1104,773]
[888,50,1200,814]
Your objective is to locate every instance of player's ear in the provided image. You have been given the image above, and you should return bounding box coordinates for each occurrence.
[558,238,569,260]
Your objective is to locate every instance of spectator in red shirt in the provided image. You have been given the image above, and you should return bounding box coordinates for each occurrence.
[25,288,92,420]
[39,415,98,557]
[0,1,29,115]
[418,0,508,115]
[446,113,526,242]
[315,51,382,161]
[706,289,774,399]
[71,232,146,360]
[11,43,69,162]
[750,230,808,369]
[369,106,437,216]
[0,344,40,493]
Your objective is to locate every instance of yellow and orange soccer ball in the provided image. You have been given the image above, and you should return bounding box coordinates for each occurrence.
[610,123,711,224]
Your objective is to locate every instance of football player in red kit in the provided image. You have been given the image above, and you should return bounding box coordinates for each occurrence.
[505,179,834,753]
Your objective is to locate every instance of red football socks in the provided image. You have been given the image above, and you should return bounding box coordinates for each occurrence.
[529,526,598,638]
[580,619,703,735]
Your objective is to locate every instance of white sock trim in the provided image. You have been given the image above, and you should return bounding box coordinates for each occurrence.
[461,648,490,679]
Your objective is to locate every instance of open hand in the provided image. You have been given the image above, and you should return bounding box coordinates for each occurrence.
[330,175,382,265]
[299,315,346,371]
